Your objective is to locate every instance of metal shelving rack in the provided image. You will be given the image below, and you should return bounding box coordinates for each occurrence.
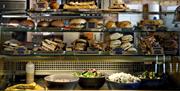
[0,0,180,90]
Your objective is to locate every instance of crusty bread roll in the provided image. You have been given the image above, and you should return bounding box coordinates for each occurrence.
[51,20,64,27]
[106,21,116,29]
[20,19,34,28]
[50,2,60,9]
[116,21,132,28]
[38,21,49,27]
[88,19,103,28]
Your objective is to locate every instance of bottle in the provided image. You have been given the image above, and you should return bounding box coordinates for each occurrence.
[26,62,35,84]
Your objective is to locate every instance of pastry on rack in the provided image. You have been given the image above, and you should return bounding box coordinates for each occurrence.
[116,21,132,28]
[51,20,64,28]
[64,1,98,9]
[38,21,50,27]
[50,1,60,9]
[109,0,129,10]
[105,21,117,29]
[20,19,35,28]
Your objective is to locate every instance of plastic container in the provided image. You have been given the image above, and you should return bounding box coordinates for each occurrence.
[26,62,35,84]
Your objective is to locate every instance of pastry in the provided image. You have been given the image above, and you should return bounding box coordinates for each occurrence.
[50,2,60,9]
[116,21,132,28]
[64,1,98,9]
[51,20,64,27]
[38,21,49,27]
[110,33,123,40]
[20,19,34,28]
[106,21,116,29]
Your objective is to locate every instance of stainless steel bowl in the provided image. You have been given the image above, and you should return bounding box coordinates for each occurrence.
[44,74,79,90]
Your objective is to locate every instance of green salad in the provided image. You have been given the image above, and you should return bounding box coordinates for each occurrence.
[73,69,104,78]
[139,71,160,79]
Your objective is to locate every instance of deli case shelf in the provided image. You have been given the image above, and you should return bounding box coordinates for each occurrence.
[1,0,180,90]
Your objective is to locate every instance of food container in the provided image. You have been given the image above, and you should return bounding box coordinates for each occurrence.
[140,79,165,89]
[78,77,105,89]
[106,79,140,90]
[44,74,79,90]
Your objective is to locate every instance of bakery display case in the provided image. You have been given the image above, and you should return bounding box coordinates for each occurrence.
[0,0,180,90]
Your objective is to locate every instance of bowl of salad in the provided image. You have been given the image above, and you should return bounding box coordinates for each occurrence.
[139,71,166,89]
[106,72,141,90]
[73,69,105,89]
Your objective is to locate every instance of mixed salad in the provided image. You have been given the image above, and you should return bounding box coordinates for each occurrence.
[73,69,104,78]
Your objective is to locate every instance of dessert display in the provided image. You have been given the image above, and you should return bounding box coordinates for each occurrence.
[63,1,98,10]
[5,82,45,91]
[108,0,129,10]
[139,32,178,55]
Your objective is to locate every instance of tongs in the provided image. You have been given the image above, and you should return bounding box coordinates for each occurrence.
[155,56,166,77]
